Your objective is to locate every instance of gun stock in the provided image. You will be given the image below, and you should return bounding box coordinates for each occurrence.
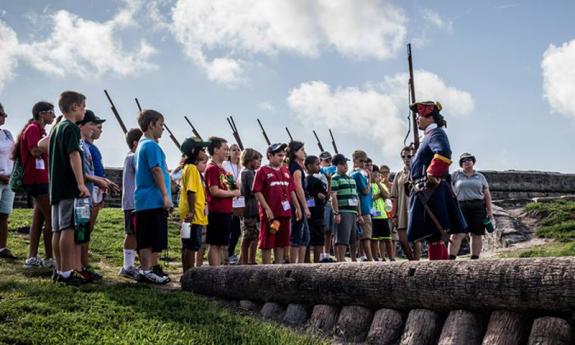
[329,129,339,154]
[285,127,293,142]
[184,116,203,140]
[104,90,128,134]
[313,130,325,152]
[257,119,271,146]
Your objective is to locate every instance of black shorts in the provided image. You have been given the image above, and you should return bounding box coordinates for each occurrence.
[460,200,487,236]
[25,183,49,198]
[372,218,391,240]
[136,208,168,253]
[206,212,232,246]
[123,210,136,235]
[308,218,325,246]
[182,224,204,251]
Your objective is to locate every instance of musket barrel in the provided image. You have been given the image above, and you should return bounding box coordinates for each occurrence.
[104,90,128,134]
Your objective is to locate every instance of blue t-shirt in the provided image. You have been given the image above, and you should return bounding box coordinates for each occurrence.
[350,169,372,215]
[134,137,172,211]
[80,139,94,200]
[86,141,105,177]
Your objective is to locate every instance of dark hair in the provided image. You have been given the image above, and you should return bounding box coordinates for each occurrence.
[432,109,447,128]
[372,165,380,173]
[32,101,54,120]
[58,91,85,114]
[400,146,411,156]
[241,148,262,166]
[207,136,227,156]
[380,165,390,172]
[137,109,163,132]
[304,155,319,168]
[184,147,204,165]
[126,128,143,149]
[287,141,304,163]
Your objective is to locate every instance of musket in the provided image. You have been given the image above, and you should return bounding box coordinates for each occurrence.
[329,129,339,154]
[134,97,181,150]
[285,127,293,142]
[257,118,271,146]
[184,116,203,141]
[313,130,325,152]
[103,90,127,134]
[407,43,420,150]
[227,116,244,150]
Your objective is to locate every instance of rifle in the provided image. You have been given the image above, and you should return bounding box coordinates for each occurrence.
[407,43,420,150]
[257,119,271,146]
[103,90,127,134]
[226,116,244,150]
[184,116,203,141]
[285,127,293,142]
[329,129,339,154]
[313,130,325,152]
[134,97,181,150]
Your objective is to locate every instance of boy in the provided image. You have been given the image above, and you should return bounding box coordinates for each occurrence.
[370,165,394,261]
[205,137,240,266]
[305,155,328,263]
[134,109,172,284]
[318,151,336,261]
[331,154,363,262]
[239,148,262,265]
[49,91,90,284]
[195,156,209,267]
[178,137,210,273]
[118,128,143,279]
[350,150,374,261]
[253,143,301,264]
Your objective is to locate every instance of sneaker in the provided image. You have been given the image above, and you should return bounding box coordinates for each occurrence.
[42,258,55,268]
[81,267,103,281]
[118,266,140,280]
[57,271,89,285]
[0,248,17,259]
[139,270,169,285]
[228,254,239,265]
[359,255,368,262]
[24,256,43,268]
[152,265,170,282]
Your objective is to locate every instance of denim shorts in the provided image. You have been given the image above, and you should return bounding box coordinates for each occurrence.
[0,184,15,215]
[290,215,310,247]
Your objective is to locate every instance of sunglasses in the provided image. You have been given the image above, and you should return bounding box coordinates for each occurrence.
[402,155,412,159]
[461,158,474,163]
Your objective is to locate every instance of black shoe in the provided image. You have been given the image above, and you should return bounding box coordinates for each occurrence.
[0,248,17,259]
[82,267,103,281]
[57,271,89,285]
[152,265,171,282]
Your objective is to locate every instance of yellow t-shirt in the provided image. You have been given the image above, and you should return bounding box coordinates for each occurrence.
[178,164,208,225]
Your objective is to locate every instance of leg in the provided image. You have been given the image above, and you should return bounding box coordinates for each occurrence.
[379,240,387,261]
[385,239,395,261]
[59,228,77,272]
[139,248,153,270]
[413,240,421,261]
[27,203,43,258]
[261,248,272,264]
[350,242,357,262]
[239,238,250,265]
[227,216,241,258]
[36,194,53,259]
[397,229,414,260]
[182,249,195,273]
[361,239,373,261]
[208,245,222,266]
[195,245,206,267]
[370,240,379,261]
[0,213,7,250]
[52,232,61,271]
[335,244,346,262]
[289,246,299,263]
[274,247,285,264]
[312,245,322,263]
[448,233,466,259]
[470,234,482,258]
[248,240,258,264]
[299,246,307,264]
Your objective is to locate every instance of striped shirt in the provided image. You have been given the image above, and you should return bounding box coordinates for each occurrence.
[331,172,359,214]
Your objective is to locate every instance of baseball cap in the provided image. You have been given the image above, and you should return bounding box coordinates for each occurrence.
[319,151,332,161]
[77,110,105,125]
[181,137,211,154]
[332,153,350,166]
[267,143,287,155]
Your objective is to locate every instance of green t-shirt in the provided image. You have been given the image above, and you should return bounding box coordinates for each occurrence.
[331,173,359,214]
[49,119,83,204]
[371,183,389,219]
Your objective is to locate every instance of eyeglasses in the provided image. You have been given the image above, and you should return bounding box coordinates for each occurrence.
[401,155,412,159]
[461,158,474,163]
[231,148,240,152]
[40,110,55,115]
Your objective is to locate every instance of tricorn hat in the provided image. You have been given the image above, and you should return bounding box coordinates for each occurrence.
[409,101,442,117]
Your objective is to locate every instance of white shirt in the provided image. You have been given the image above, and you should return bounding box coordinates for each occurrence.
[0,130,14,176]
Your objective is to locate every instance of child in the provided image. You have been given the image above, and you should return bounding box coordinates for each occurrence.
[304,155,328,263]
[118,128,143,279]
[239,148,262,265]
[49,91,90,284]
[134,109,172,284]
[370,165,394,261]
[195,156,209,267]
[178,137,210,273]
[350,150,373,261]
[253,143,301,264]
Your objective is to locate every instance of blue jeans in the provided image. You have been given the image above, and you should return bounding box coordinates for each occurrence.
[290,215,310,247]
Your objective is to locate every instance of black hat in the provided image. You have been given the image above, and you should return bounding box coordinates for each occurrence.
[181,137,210,154]
[409,101,442,117]
[319,151,332,161]
[77,110,105,125]
[267,143,287,155]
[332,153,350,166]
[459,152,476,167]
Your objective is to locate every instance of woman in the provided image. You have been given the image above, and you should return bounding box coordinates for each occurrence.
[0,103,16,260]
[13,102,56,267]
[288,141,311,263]
[222,143,243,264]
[451,153,493,259]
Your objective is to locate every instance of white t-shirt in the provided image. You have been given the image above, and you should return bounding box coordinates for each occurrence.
[0,130,14,176]
[223,160,244,208]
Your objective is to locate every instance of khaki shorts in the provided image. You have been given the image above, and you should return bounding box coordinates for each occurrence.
[359,215,372,240]
[242,217,259,241]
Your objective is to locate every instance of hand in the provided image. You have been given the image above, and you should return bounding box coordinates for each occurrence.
[185,212,194,223]
[94,177,110,191]
[426,174,440,188]
[304,207,311,219]
[265,207,274,222]
[391,217,398,227]
[163,194,171,210]
[107,179,120,194]
[358,215,365,225]
[295,207,302,221]
[486,209,493,219]
[317,193,326,200]
[78,184,90,197]
[232,189,241,198]
[0,175,9,184]
[335,214,341,224]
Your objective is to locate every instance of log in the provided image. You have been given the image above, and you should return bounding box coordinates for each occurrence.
[482,310,527,345]
[528,316,572,345]
[438,310,484,345]
[283,304,309,326]
[181,258,575,313]
[306,304,339,336]
[366,308,404,345]
[334,305,373,342]
[399,309,444,345]
[260,302,285,322]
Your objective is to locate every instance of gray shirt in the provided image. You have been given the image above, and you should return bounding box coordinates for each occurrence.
[452,170,489,202]
[122,152,136,210]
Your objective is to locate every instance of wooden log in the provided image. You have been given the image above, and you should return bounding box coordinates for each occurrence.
[528,316,572,345]
[260,302,285,322]
[306,304,339,336]
[399,309,443,345]
[438,310,484,345]
[283,304,309,326]
[482,310,527,345]
[366,308,404,345]
[181,258,575,313]
[334,305,373,342]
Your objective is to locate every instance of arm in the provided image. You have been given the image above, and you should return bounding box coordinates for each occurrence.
[255,191,273,221]
[290,190,302,221]
[69,151,89,197]
[37,135,50,154]
[209,185,240,198]
[185,191,196,222]
[293,170,310,218]
[484,187,493,219]
[151,166,171,209]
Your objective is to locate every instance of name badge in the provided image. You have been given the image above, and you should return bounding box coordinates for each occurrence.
[35,158,45,170]
[233,196,246,208]
[348,198,359,207]
[306,198,316,208]
[370,208,381,217]
[281,200,291,211]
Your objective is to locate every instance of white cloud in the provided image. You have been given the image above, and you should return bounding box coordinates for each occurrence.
[287,70,474,157]
[0,21,19,91]
[171,0,406,85]
[258,101,275,112]
[422,9,453,32]
[542,39,575,119]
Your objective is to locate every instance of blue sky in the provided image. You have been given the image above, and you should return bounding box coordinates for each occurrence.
[0,0,574,172]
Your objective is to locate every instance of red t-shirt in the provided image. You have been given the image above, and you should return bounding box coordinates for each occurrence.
[253,165,294,219]
[205,161,233,214]
[20,121,49,185]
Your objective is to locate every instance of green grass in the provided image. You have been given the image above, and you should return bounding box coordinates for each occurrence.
[499,242,575,258]
[0,209,326,345]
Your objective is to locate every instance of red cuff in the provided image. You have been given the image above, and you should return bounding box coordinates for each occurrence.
[427,154,452,177]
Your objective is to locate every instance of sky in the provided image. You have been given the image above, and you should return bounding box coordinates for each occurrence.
[1,0,574,173]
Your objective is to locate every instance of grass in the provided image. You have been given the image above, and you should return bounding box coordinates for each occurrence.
[498,242,575,258]
[0,209,327,345]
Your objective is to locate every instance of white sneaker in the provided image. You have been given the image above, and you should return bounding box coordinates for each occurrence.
[42,258,55,268]
[118,266,141,280]
[24,256,43,268]
[139,270,169,285]
[359,255,368,262]
[228,254,239,265]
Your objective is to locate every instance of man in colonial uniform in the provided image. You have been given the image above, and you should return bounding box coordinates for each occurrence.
[407,101,467,260]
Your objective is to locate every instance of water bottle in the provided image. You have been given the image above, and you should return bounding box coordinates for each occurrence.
[384,199,393,212]
[74,198,90,225]
[483,217,495,233]
[181,222,191,239]
[320,166,336,176]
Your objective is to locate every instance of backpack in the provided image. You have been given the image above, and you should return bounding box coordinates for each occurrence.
[4,129,24,193]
